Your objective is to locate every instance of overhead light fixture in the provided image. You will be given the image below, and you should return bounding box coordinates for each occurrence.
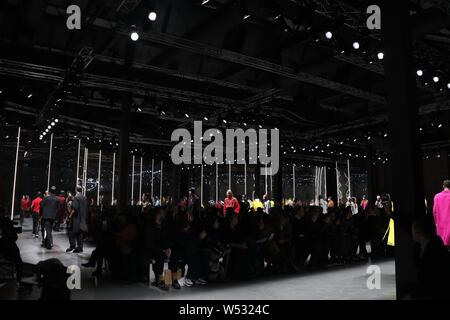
[148,11,157,21]
[130,32,139,41]
[377,52,384,60]
[47,125,51,129]
[223,119,227,124]
[27,93,33,98]
[325,31,333,40]
[204,116,208,121]
[433,76,439,83]
[51,122,55,126]
[201,0,210,5]
[447,83,450,89]
[55,119,59,123]
[352,41,360,50]
[185,113,189,118]
[416,69,423,77]
[243,14,250,20]
[137,107,142,112]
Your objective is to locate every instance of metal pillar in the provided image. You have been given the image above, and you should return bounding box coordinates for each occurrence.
[97,150,102,206]
[10,127,20,220]
[76,139,81,189]
[131,155,135,205]
[47,133,54,191]
[112,152,116,206]
[382,0,424,299]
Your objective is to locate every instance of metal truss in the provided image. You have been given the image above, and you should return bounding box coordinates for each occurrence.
[116,0,142,14]
[116,28,386,104]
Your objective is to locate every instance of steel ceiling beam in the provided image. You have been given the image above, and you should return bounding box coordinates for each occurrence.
[116,28,386,104]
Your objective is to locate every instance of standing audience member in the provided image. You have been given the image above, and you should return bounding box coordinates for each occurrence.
[433,180,450,247]
[411,216,450,299]
[0,206,22,300]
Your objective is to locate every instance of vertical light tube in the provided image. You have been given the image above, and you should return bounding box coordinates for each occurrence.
[244,163,247,196]
[83,148,88,196]
[139,157,143,205]
[10,127,21,220]
[111,152,116,206]
[335,161,339,206]
[160,160,163,202]
[76,139,81,190]
[215,162,218,202]
[151,158,154,200]
[293,164,296,200]
[82,149,86,196]
[270,167,273,195]
[200,165,204,206]
[228,161,231,191]
[97,150,102,206]
[265,164,268,194]
[347,159,351,198]
[324,166,327,199]
[47,133,54,191]
[131,155,135,205]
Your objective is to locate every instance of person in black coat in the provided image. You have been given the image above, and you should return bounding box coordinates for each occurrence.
[411,216,450,299]
[39,186,61,249]
[140,208,171,290]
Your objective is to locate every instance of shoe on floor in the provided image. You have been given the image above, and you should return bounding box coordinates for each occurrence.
[196,278,207,285]
[184,278,194,287]
[66,247,76,253]
[73,248,83,253]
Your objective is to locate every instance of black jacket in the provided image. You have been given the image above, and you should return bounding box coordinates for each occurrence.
[413,235,450,299]
[40,194,61,220]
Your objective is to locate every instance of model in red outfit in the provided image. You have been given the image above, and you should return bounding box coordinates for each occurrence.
[223,190,240,215]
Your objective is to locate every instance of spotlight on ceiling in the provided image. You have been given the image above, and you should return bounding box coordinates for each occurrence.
[433,76,439,83]
[377,52,384,60]
[325,31,333,40]
[352,41,360,50]
[201,0,210,5]
[47,125,51,129]
[416,69,423,77]
[27,93,33,98]
[130,32,139,41]
[447,83,450,89]
[55,119,59,123]
[51,122,55,126]
[185,113,189,118]
[204,116,208,121]
[148,11,157,21]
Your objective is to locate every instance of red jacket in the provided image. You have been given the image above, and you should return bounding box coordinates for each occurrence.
[223,196,240,215]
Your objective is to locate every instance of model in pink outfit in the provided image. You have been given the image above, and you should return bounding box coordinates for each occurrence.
[433,181,450,246]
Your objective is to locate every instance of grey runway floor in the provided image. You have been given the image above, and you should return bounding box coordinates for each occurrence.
[17,217,396,300]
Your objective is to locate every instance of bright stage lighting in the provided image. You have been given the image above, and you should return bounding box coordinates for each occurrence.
[352,42,360,49]
[148,11,157,21]
[325,31,332,40]
[130,32,139,41]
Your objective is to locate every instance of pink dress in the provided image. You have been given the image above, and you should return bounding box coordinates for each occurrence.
[433,189,450,246]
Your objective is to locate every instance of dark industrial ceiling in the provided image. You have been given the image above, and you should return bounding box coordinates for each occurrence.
[0,0,449,164]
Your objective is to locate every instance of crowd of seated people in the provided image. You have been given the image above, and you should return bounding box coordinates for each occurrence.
[81,192,395,291]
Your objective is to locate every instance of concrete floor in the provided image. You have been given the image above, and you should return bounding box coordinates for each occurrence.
[17,217,396,300]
